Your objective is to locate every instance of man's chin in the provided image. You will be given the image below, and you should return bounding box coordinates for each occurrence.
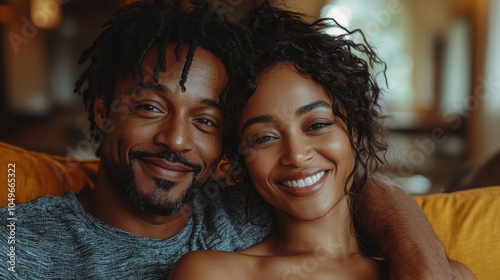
[155,178,177,191]
[102,158,197,216]
[126,185,194,216]
[137,201,188,217]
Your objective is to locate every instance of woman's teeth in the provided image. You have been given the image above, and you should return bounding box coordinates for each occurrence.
[282,171,325,188]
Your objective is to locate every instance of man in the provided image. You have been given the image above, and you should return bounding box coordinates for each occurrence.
[1,1,461,279]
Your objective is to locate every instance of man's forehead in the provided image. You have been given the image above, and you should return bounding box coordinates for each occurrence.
[113,44,228,105]
[139,44,229,86]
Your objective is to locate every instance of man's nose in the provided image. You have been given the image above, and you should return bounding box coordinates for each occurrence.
[153,117,194,153]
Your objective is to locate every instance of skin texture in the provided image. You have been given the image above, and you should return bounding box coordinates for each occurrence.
[169,64,387,279]
[77,44,228,239]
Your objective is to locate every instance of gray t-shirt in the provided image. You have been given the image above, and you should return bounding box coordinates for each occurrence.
[1,186,273,279]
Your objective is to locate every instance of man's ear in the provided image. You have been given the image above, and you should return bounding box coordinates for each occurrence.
[94,95,107,129]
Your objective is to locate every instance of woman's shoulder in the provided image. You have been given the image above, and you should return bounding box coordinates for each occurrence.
[169,251,389,280]
[168,250,253,280]
[346,256,388,279]
[317,254,388,279]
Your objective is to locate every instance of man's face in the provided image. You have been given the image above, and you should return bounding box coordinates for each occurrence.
[95,44,228,216]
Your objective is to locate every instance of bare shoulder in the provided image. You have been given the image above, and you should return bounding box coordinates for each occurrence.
[449,260,477,280]
[336,254,389,280]
[168,251,249,280]
[350,256,389,279]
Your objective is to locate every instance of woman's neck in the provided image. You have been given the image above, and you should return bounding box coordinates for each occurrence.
[265,197,360,259]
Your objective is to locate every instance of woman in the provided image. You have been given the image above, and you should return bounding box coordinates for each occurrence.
[169,3,475,279]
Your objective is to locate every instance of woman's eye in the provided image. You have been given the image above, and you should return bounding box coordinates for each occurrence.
[307,121,334,131]
[249,135,276,146]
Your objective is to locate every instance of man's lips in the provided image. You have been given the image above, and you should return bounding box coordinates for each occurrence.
[140,157,193,172]
[138,157,194,181]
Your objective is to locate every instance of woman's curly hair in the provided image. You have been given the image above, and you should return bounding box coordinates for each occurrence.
[224,2,388,229]
[74,0,255,155]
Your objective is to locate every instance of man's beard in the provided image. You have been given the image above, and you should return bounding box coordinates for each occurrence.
[101,149,202,216]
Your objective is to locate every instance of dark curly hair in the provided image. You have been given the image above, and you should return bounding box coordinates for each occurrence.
[74,0,255,156]
[224,2,388,230]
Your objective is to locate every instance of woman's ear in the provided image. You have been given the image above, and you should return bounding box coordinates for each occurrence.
[93,95,107,129]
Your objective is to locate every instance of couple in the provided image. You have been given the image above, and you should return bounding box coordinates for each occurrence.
[0,0,472,279]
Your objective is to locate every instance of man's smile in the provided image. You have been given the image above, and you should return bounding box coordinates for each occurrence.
[138,157,195,182]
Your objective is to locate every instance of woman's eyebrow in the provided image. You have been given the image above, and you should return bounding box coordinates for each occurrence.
[241,100,331,133]
[241,115,275,134]
[295,100,331,116]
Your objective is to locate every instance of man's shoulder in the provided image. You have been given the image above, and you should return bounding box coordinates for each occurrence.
[191,181,273,251]
[0,192,82,239]
[2,192,76,215]
[1,192,77,217]
[0,193,90,278]
[192,181,262,223]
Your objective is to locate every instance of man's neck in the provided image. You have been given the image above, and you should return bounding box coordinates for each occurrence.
[77,166,192,239]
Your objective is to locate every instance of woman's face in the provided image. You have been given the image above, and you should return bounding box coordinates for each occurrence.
[238,64,355,221]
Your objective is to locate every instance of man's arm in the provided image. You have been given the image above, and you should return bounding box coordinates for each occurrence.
[355,174,464,280]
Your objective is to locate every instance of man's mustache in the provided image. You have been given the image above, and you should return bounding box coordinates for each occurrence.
[130,150,202,174]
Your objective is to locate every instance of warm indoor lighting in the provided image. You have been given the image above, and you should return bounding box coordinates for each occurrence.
[0,5,10,23]
[30,0,62,29]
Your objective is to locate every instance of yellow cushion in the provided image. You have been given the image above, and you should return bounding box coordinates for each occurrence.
[1,141,498,278]
[414,186,500,280]
[0,141,98,206]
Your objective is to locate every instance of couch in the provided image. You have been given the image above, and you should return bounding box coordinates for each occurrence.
[1,141,499,279]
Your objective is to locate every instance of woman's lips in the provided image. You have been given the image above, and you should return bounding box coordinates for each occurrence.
[277,170,329,197]
[281,171,326,188]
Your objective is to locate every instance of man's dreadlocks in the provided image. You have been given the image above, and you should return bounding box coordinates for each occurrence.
[74,0,255,154]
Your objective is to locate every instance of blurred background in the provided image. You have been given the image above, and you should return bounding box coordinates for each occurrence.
[0,0,498,194]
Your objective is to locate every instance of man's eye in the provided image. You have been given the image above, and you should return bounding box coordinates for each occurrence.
[135,104,159,112]
[197,118,219,127]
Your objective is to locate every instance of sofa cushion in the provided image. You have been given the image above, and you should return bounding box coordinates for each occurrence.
[414,186,500,280]
[0,141,98,205]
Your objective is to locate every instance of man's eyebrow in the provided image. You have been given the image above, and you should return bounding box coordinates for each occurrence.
[198,98,224,114]
[296,100,331,116]
[241,115,275,134]
[126,83,171,95]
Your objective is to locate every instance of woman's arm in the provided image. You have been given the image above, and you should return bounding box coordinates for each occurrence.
[355,174,465,279]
